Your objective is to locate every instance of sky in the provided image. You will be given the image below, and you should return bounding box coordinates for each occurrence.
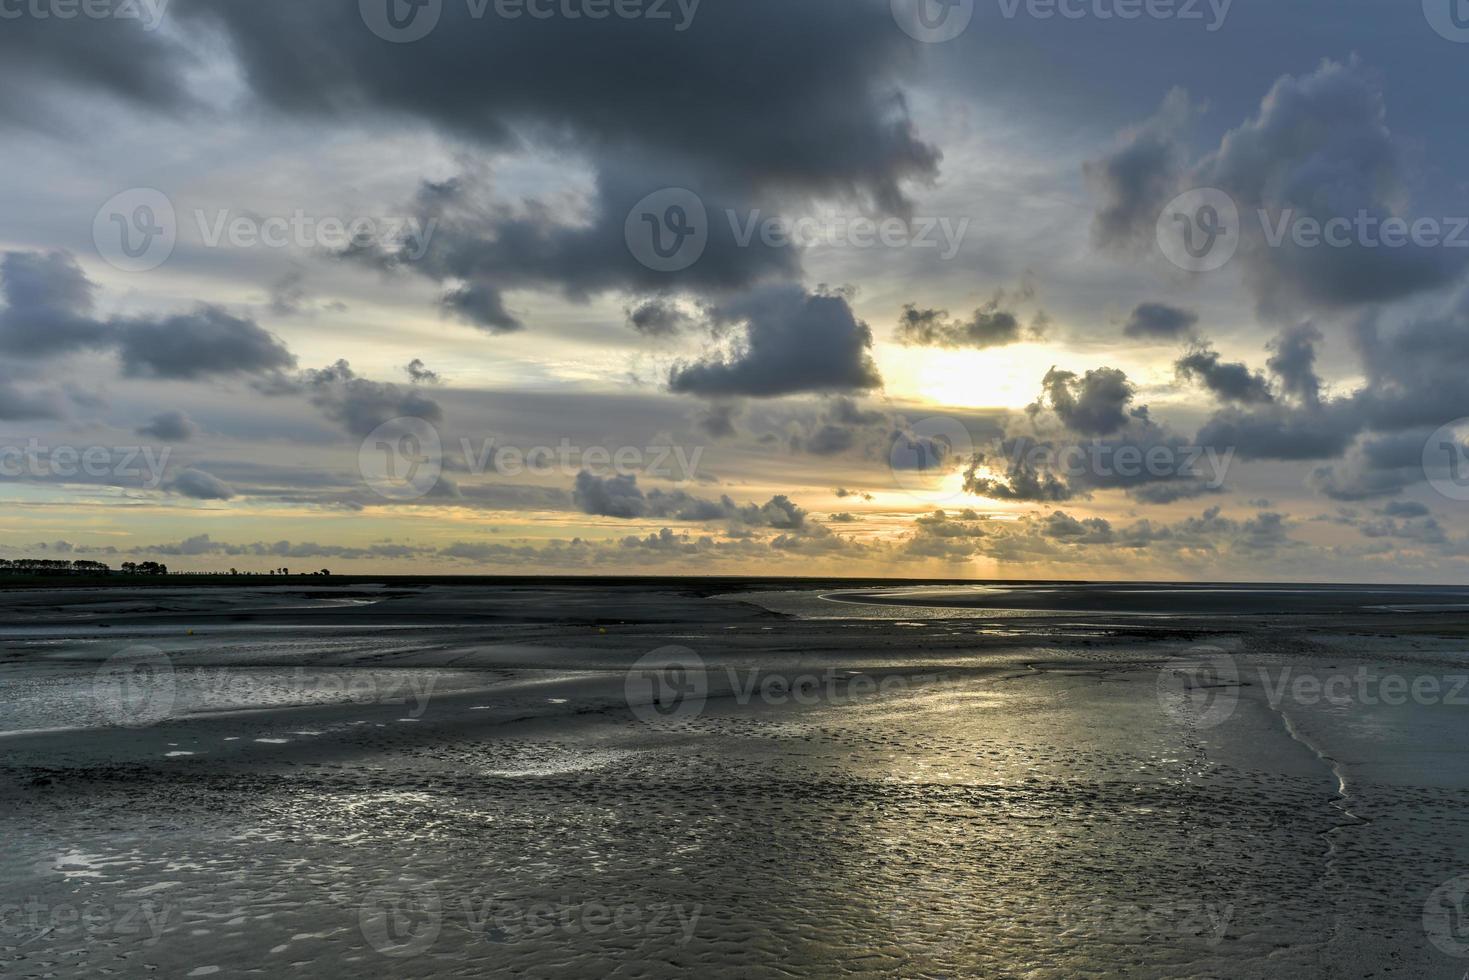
[2,0,1469,581]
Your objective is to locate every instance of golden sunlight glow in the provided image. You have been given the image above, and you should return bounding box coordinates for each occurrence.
[879,343,1062,411]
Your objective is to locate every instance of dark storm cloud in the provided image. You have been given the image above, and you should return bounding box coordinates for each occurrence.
[1266,323,1323,406]
[627,299,695,338]
[1191,289,1469,482]
[1350,291,1469,434]
[439,280,520,334]
[1088,61,1468,317]
[177,0,937,213]
[1191,60,1467,314]
[0,251,110,356]
[137,410,198,442]
[357,166,798,334]
[1175,346,1273,405]
[1196,401,1361,462]
[1306,428,1441,502]
[0,9,191,127]
[572,471,807,529]
[0,251,296,379]
[1124,302,1198,340]
[669,285,882,398]
[1085,88,1195,252]
[115,306,297,379]
[405,359,440,384]
[145,1,936,363]
[1035,367,1137,438]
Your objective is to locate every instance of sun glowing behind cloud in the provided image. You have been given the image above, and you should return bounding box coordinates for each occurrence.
[879,343,1062,411]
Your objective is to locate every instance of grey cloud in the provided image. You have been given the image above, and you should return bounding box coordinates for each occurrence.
[166,468,236,501]
[1176,346,1274,405]
[289,360,444,437]
[628,299,695,337]
[137,410,198,442]
[1085,88,1195,252]
[405,359,441,384]
[179,0,937,214]
[1090,62,1467,317]
[1267,323,1324,406]
[440,281,520,333]
[693,401,742,439]
[114,306,297,380]
[669,285,882,398]
[1036,366,1137,437]
[0,251,296,379]
[0,13,192,127]
[1124,302,1198,340]
[0,251,110,356]
[572,471,807,529]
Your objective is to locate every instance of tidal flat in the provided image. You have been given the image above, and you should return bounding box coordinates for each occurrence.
[4,580,1469,978]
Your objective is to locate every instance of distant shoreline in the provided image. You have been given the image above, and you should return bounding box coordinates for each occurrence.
[0,573,1461,593]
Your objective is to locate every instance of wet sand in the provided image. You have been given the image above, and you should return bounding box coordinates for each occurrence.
[4,581,1469,977]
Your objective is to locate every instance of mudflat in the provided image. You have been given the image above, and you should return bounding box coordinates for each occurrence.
[4,580,1469,978]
